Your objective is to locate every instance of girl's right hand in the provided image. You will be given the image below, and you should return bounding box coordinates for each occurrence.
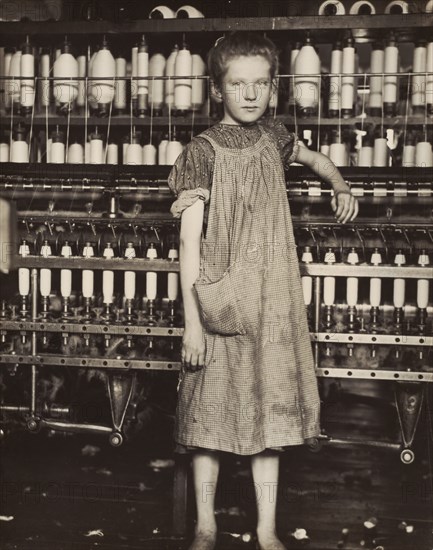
[181,324,206,371]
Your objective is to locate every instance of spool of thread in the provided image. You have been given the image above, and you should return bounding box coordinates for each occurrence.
[46,138,52,163]
[349,1,375,14]
[84,140,90,163]
[115,55,127,113]
[149,53,166,113]
[40,241,52,298]
[158,138,169,164]
[10,124,29,163]
[8,50,22,111]
[90,38,115,116]
[167,245,179,301]
[369,249,382,307]
[318,0,345,15]
[87,48,98,111]
[329,132,347,166]
[143,143,157,165]
[301,246,314,306]
[3,48,14,110]
[384,33,399,116]
[0,199,16,274]
[166,139,183,165]
[174,43,192,113]
[373,137,388,167]
[126,133,142,165]
[0,142,10,162]
[191,54,206,112]
[60,243,73,298]
[320,134,330,157]
[411,40,427,113]
[40,48,51,108]
[393,251,406,308]
[53,38,79,113]
[368,42,384,116]
[323,249,336,306]
[370,279,381,307]
[417,250,429,309]
[20,38,35,114]
[402,133,416,167]
[165,45,179,108]
[328,41,342,117]
[68,142,83,164]
[103,244,115,304]
[90,129,103,164]
[346,248,359,307]
[50,129,65,164]
[18,241,30,296]
[287,42,301,114]
[146,243,158,300]
[415,140,433,167]
[294,35,321,116]
[137,36,149,116]
[149,5,175,18]
[76,54,86,108]
[385,1,409,14]
[82,243,94,299]
[19,268,30,296]
[358,136,373,166]
[341,36,355,118]
[124,243,136,300]
[103,270,114,304]
[175,5,204,18]
[121,135,129,163]
[106,142,118,164]
[131,45,138,102]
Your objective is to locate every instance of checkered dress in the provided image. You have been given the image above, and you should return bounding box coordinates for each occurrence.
[168,120,321,455]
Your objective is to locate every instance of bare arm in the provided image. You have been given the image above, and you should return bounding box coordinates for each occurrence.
[296,145,359,224]
[179,198,205,370]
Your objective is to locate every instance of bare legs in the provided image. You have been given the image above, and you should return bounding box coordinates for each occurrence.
[189,450,219,550]
[189,450,286,550]
[251,452,286,550]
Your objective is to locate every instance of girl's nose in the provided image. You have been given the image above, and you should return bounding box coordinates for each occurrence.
[243,82,259,101]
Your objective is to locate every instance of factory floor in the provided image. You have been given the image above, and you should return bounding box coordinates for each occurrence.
[1,380,432,550]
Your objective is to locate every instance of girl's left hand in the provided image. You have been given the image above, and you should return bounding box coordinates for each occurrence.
[331,190,359,224]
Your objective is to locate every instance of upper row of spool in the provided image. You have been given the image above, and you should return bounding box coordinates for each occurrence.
[1,32,433,122]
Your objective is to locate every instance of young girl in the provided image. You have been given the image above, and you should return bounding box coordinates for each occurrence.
[168,32,358,550]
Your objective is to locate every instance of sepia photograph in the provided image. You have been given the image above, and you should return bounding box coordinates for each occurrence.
[0,0,432,548]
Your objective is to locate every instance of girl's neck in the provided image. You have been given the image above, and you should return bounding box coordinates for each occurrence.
[218,120,259,127]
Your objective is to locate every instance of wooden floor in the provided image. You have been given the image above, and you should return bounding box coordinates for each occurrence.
[1,380,432,550]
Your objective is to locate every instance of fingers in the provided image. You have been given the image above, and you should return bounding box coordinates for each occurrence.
[350,198,359,222]
[181,343,205,372]
[330,196,337,213]
[334,194,359,224]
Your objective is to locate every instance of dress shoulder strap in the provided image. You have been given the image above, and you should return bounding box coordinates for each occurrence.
[197,131,220,150]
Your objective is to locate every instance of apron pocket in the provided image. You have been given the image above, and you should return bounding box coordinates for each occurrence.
[194,270,246,336]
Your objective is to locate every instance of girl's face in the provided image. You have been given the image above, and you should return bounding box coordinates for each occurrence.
[217,55,273,126]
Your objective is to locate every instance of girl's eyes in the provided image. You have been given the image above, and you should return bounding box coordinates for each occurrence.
[230,81,270,87]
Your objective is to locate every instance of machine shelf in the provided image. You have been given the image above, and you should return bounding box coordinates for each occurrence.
[0,113,432,129]
[0,14,431,42]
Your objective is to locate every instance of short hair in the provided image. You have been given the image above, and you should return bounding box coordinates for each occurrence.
[207,32,279,89]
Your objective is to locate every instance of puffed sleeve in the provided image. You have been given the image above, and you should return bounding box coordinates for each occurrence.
[167,138,214,219]
[260,118,300,168]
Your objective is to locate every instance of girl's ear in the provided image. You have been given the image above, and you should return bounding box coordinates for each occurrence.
[210,80,223,104]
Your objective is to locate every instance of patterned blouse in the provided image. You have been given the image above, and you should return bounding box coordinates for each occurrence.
[167,117,300,223]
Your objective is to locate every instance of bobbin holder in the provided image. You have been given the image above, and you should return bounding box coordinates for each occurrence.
[0,164,431,469]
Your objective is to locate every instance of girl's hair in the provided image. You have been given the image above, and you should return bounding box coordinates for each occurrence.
[207,32,279,89]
